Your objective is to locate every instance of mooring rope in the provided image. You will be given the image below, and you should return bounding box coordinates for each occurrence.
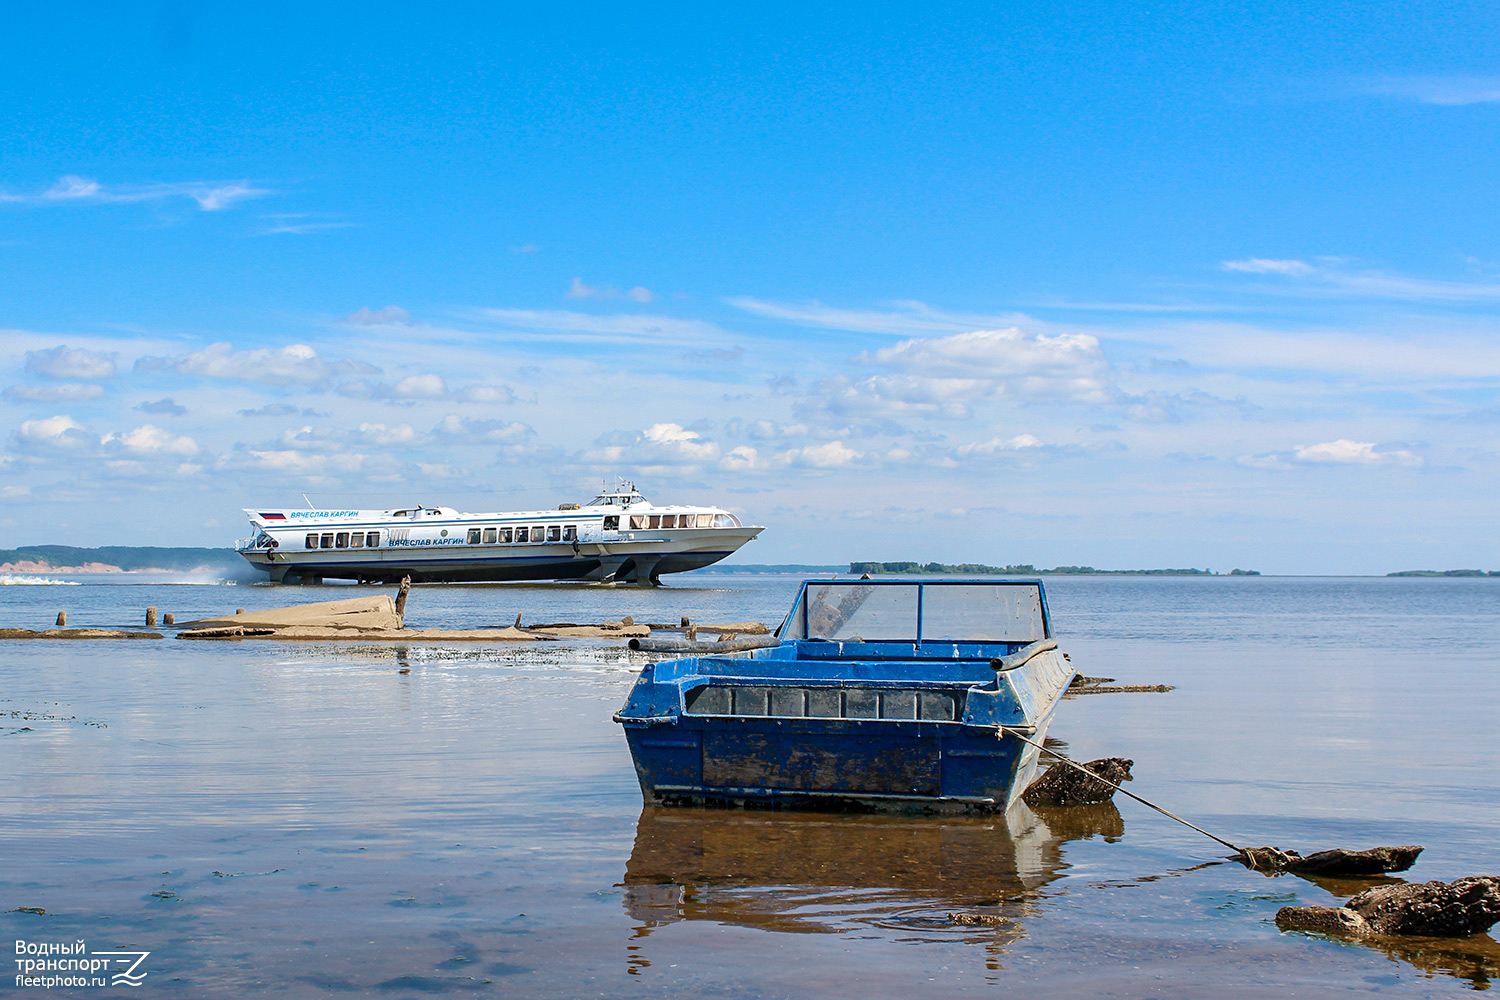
[1002,727,1247,855]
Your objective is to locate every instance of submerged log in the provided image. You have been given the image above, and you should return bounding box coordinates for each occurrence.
[1237,845,1424,876]
[181,595,402,631]
[629,634,783,654]
[1276,876,1500,938]
[1023,757,1133,807]
[0,628,163,640]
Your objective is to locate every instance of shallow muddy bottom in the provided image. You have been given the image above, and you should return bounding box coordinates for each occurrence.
[2,575,1498,997]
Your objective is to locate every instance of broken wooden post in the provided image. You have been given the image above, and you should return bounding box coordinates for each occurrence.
[1024,757,1134,807]
[680,616,690,628]
[55,611,66,627]
[394,576,411,625]
[145,607,157,627]
[514,611,523,628]
[163,613,174,626]
[236,608,246,615]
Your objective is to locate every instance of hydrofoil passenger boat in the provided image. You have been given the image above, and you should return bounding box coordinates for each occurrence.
[235,482,762,585]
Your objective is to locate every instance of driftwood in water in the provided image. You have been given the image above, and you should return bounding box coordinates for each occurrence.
[629,634,783,654]
[1237,845,1423,876]
[1023,757,1133,807]
[1276,876,1500,938]
[1066,674,1174,695]
[0,628,163,640]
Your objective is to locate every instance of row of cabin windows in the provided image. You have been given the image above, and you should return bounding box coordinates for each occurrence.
[307,531,381,550]
[467,524,578,545]
[627,513,728,529]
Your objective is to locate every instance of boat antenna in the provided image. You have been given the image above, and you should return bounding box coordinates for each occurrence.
[302,492,314,509]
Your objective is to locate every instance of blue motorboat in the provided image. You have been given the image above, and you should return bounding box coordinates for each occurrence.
[614,579,1075,813]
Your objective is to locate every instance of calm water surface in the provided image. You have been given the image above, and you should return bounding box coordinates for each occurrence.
[1,574,1497,997]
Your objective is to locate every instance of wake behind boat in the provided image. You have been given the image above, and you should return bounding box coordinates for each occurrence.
[236,482,762,585]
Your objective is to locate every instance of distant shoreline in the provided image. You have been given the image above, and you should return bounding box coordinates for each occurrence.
[2,545,1496,579]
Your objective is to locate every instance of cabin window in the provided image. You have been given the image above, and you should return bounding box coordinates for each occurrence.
[547,525,561,542]
[695,513,712,527]
[603,515,619,531]
[306,534,318,550]
[629,515,645,529]
[532,525,545,542]
[712,514,739,528]
[483,528,497,544]
[366,531,380,547]
[335,532,349,548]
[648,515,661,529]
[350,533,364,548]
[498,527,513,543]
[320,533,335,549]
[467,528,481,544]
[515,526,529,542]
[563,525,577,542]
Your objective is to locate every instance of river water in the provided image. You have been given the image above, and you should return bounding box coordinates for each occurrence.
[1,574,1497,997]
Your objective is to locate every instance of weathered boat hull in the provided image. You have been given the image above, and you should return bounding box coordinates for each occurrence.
[616,579,1074,814]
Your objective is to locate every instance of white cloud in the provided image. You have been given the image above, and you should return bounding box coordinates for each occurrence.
[16,415,95,451]
[865,328,1108,395]
[566,278,654,303]
[343,305,411,326]
[337,373,447,400]
[1360,75,1500,106]
[25,345,117,380]
[785,440,861,468]
[4,383,106,402]
[957,434,1046,455]
[1220,257,1500,301]
[475,309,724,346]
[135,398,186,416]
[136,342,376,386]
[103,424,199,456]
[1222,258,1316,276]
[1240,439,1424,469]
[460,384,517,404]
[356,422,423,447]
[1293,439,1422,467]
[727,297,1016,336]
[433,415,535,443]
[33,175,268,210]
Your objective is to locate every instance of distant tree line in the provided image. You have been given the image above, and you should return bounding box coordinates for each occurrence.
[848,561,1261,576]
[1386,569,1500,577]
[0,545,245,573]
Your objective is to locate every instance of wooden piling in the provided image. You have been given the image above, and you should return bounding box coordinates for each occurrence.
[55,611,66,627]
[680,615,691,628]
[164,613,175,626]
[394,576,411,623]
[145,607,158,627]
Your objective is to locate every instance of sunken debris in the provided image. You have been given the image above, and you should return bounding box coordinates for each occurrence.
[1236,845,1424,876]
[1022,757,1134,807]
[1276,876,1500,938]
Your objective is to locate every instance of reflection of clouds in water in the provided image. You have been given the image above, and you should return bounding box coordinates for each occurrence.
[620,802,1124,955]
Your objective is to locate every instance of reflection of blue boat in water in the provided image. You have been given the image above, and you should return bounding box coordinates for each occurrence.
[620,801,1123,941]
[615,579,1075,812]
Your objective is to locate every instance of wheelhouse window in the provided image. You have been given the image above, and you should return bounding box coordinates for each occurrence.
[712,514,740,528]
[483,528,497,544]
[498,527,513,543]
[467,528,482,544]
[603,515,619,531]
[320,532,336,549]
[306,534,318,549]
[547,525,561,542]
[562,525,577,542]
[366,531,380,547]
[515,526,530,542]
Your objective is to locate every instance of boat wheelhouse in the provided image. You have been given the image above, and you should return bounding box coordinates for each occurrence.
[235,482,762,585]
[615,578,1074,813]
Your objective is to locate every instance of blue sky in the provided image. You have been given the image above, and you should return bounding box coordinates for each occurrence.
[2,2,1497,573]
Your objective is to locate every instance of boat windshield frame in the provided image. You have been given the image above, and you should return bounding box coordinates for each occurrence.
[775,578,1052,645]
